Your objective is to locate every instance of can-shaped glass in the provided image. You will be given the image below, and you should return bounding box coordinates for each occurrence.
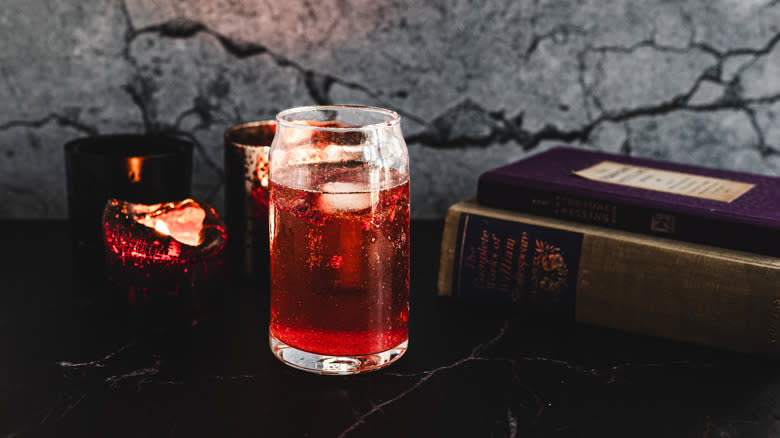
[268,105,410,374]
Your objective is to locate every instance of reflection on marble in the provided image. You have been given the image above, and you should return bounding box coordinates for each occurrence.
[337,323,511,438]
[57,342,136,370]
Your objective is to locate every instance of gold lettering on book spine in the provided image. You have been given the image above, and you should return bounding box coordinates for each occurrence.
[513,232,530,302]
[553,195,617,225]
[497,237,516,294]
[466,228,503,291]
[531,239,568,302]
[464,229,488,288]
[458,221,572,304]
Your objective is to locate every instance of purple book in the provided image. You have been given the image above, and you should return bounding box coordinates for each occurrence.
[477,146,780,257]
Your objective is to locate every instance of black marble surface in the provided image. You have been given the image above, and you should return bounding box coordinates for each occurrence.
[2,220,779,438]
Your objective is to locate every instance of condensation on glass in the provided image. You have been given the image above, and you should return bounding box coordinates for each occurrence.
[268,105,410,375]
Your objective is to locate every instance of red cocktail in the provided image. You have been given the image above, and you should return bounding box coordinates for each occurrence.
[268,106,410,374]
[270,164,409,355]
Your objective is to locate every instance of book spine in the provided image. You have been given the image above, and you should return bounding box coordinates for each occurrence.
[438,203,780,357]
[476,179,778,258]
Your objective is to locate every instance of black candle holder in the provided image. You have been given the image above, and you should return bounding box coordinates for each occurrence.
[65,134,193,290]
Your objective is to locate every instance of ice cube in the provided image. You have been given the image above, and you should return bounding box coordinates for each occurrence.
[317,182,375,213]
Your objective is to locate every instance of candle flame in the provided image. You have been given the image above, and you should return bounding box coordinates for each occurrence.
[154,219,170,235]
[127,157,142,183]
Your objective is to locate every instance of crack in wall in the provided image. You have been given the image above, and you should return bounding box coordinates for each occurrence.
[108,9,780,160]
[409,29,780,154]
[620,122,633,155]
[122,81,155,132]
[742,106,769,155]
[590,39,718,57]
[577,53,596,122]
[524,25,586,60]
[117,9,226,182]
[711,30,780,58]
[762,0,780,10]
[0,114,98,137]
[3,2,780,220]
[114,13,432,188]
[119,0,156,134]
[676,4,697,48]
[125,17,395,115]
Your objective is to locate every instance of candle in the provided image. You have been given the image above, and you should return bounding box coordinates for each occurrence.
[224,121,275,285]
[64,134,193,290]
[102,198,226,331]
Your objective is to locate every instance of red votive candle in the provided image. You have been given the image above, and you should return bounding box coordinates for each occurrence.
[102,198,227,331]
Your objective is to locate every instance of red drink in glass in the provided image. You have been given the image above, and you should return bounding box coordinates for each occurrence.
[270,163,409,356]
[268,105,409,374]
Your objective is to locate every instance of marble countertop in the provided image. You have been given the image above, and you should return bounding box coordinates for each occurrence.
[1,220,778,437]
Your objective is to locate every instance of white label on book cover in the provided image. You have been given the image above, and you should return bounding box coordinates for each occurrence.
[573,161,755,202]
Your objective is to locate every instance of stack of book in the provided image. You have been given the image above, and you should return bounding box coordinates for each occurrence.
[437,146,780,357]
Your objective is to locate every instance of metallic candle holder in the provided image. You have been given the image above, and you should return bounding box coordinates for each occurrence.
[224,121,275,285]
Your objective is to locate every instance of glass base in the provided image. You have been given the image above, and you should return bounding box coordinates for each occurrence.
[269,333,408,375]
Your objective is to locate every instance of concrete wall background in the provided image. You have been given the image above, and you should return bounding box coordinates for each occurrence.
[1,0,779,218]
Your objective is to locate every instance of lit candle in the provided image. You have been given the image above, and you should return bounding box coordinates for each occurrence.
[102,198,226,331]
[64,134,193,290]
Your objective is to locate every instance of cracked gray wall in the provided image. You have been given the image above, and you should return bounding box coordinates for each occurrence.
[1,0,779,219]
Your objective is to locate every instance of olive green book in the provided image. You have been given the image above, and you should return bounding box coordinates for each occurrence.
[438,199,780,357]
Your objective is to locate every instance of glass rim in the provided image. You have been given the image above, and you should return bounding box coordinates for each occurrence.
[224,120,276,148]
[275,105,401,132]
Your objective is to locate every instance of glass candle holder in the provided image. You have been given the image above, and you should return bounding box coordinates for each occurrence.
[224,121,275,285]
[64,134,193,290]
[268,105,410,374]
[102,198,227,332]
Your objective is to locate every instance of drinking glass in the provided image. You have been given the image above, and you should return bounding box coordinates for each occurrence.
[268,105,410,374]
